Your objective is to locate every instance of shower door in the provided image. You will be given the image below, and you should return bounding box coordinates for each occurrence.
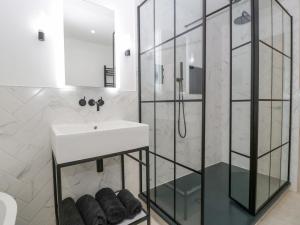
[138,0,206,224]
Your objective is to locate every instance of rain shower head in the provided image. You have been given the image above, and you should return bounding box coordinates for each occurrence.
[234,11,251,25]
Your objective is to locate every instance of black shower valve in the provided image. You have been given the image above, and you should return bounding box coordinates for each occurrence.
[79,96,87,106]
[88,99,96,106]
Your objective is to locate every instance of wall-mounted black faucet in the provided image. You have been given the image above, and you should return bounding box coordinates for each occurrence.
[88,98,105,111]
[79,97,105,111]
[79,97,87,106]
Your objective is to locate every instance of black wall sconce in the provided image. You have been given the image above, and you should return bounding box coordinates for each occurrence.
[38,30,45,41]
[125,49,131,56]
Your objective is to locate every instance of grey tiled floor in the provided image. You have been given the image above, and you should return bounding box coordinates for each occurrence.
[142,163,289,225]
[145,191,300,225]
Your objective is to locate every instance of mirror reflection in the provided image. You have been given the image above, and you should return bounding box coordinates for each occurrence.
[64,0,115,87]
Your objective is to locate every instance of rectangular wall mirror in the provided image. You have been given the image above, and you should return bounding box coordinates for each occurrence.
[64,0,115,87]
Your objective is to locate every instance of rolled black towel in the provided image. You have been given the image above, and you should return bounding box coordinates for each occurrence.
[76,194,107,225]
[62,198,85,225]
[117,189,142,219]
[95,188,126,224]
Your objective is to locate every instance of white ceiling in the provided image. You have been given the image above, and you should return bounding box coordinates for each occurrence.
[64,0,114,45]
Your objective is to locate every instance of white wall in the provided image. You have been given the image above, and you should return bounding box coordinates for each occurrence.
[0,0,137,90]
[0,0,64,87]
[65,38,113,87]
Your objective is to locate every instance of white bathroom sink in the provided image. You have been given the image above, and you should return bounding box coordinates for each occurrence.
[0,192,17,225]
[51,120,149,164]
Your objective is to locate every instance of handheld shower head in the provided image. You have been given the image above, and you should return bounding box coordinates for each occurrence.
[177,62,186,138]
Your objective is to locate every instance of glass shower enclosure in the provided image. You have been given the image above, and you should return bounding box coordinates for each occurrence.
[138,0,292,224]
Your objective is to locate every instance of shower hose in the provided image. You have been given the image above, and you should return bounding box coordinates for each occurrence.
[177,78,187,138]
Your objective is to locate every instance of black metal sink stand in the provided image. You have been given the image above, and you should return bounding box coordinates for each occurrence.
[52,146,151,225]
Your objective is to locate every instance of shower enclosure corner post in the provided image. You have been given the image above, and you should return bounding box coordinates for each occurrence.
[201,0,207,224]
[287,15,294,185]
[137,4,143,196]
[229,0,233,201]
[249,0,260,215]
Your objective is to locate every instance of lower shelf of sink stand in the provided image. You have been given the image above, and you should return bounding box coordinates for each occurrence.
[117,209,147,225]
[52,147,151,225]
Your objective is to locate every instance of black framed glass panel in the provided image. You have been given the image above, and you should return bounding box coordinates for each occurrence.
[269,148,281,196]
[141,50,155,101]
[272,1,283,52]
[272,51,283,100]
[175,165,201,224]
[155,156,175,218]
[140,0,154,53]
[280,144,289,186]
[232,45,251,100]
[254,0,292,212]
[256,154,270,209]
[155,41,175,101]
[259,0,272,45]
[155,0,174,45]
[232,102,251,157]
[176,27,203,100]
[259,43,272,99]
[176,0,202,35]
[156,102,174,159]
[230,0,292,214]
[138,0,205,224]
[271,101,283,149]
[283,13,291,56]
[232,0,251,48]
[231,153,250,208]
[258,102,271,156]
[142,152,156,202]
[175,102,202,171]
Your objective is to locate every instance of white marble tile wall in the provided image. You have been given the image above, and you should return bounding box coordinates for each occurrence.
[206,6,230,166]
[0,86,138,225]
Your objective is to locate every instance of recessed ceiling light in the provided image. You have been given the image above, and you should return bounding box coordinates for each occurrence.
[91,30,96,34]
